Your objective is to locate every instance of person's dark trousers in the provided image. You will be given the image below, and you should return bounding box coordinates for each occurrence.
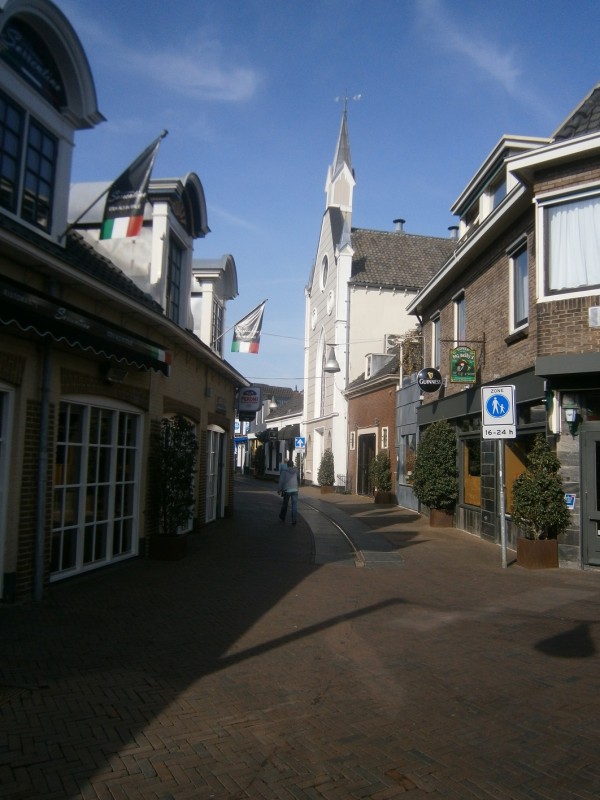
[279,491,298,523]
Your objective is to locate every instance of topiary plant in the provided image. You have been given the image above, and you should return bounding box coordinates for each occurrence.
[511,434,570,540]
[412,420,458,511]
[317,448,335,486]
[369,450,392,493]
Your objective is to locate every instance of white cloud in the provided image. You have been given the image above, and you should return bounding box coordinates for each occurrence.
[58,2,260,102]
[416,0,521,94]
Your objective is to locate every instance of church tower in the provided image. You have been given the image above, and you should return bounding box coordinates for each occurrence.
[303,107,356,487]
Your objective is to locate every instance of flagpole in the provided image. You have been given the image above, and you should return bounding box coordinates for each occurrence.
[58,130,168,243]
[215,299,268,344]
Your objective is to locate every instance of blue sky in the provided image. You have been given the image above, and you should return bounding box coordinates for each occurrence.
[55,0,600,389]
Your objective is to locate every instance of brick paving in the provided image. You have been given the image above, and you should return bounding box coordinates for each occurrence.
[2,476,600,799]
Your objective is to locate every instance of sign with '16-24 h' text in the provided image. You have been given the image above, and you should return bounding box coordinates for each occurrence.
[481,385,516,439]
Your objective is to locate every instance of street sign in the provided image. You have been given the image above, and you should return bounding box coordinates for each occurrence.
[295,436,306,451]
[481,385,516,439]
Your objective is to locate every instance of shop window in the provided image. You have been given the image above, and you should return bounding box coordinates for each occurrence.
[463,438,481,507]
[504,434,537,513]
[51,402,141,581]
[400,433,416,483]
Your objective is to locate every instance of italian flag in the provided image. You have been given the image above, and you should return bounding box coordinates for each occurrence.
[231,301,266,354]
[100,132,166,241]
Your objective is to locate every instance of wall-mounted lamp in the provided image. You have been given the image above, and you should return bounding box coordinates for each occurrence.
[268,396,278,410]
[324,342,342,373]
[562,393,581,436]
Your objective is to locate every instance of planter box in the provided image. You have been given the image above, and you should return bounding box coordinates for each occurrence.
[148,534,188,561]
[517,537,558,569]
[320,485,335,494]
[374,491,395,504]
[429,508,454,528]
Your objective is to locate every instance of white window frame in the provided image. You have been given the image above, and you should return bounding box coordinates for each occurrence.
[508,236,529,332]
[453,291,465,346]
[536,185,600,301]
[431,314,441,369]
[51,398,143,582]
[381,426,389,449]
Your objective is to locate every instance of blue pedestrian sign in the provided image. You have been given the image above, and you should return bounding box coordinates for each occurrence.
[481,385,516,438]
[295,436,306,451]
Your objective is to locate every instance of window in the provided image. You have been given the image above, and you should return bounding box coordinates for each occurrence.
[211,298,224,355]
[350,431,355,450]
[320,255,329,291]
[541,192,600,296]
[510,243,529,330]
[489,172,506,210]
[431,315,441,368]
[166,236,183,322]
[453,293,465,345]
[51,402,140,580]
[400,433,416,483]
[0,90,56,231]
[381,427,389,449]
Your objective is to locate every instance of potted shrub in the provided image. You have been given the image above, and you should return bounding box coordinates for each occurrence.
[317,448,335,493]
[149,414,198,560]
[412,420,458,527]
[511,434,570,569]
[369,450,394,504]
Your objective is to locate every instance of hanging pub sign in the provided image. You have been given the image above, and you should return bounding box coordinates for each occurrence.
[450,346,476,383]
[417,367,443,393]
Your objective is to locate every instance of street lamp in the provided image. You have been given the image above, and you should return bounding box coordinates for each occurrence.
[324,343,342,373]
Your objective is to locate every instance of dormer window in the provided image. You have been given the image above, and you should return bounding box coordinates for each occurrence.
[0,89,57,231]
[461,201,479,237]
[490,172,506,210]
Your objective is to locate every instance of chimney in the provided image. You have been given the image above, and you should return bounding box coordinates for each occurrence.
[393,218,405,234]
[448,225,459,240]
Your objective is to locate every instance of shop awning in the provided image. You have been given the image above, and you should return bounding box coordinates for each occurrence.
[278,423,300,440]
[234,436,248,445]
[0,278,171,375]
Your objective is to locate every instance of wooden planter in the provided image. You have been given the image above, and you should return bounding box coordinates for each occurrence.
[429,508,454,528]
[517,537,558,569]
[320,485,335,494]
[148,534,188,561]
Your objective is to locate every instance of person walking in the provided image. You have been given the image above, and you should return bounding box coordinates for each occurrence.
[278,458,299,524]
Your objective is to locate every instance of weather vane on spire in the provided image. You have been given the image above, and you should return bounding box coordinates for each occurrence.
[334,92,362,113]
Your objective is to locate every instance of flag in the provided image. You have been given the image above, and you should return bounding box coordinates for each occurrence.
[100,131,167,240]
[231,301,266,353]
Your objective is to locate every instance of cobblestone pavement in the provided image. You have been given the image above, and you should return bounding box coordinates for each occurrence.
[2,476,600,799]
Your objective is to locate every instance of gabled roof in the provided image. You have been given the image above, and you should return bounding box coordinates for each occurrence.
[350,228,455,290]
[553,82,600,141]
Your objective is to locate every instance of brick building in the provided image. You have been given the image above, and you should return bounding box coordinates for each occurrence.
[407,83,600,568]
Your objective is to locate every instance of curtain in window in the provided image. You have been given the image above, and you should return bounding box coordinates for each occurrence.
[548,197,600,290]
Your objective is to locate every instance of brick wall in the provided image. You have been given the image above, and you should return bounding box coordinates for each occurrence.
[347,382,397,493]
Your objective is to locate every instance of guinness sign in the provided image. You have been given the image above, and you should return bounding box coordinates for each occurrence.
[417,367,443,393]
